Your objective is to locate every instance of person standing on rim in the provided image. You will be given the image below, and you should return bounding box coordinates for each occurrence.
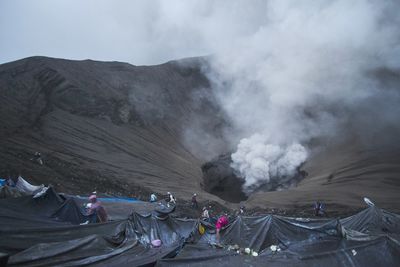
[167,192,176,204]
[191,193,198,209]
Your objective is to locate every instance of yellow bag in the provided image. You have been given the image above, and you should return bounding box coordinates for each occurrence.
[198,223,205,235]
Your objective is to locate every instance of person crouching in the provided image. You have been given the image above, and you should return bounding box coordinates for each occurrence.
[87,195,108,223]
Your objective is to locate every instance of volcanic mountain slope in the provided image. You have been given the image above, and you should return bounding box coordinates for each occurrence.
[1,56,400,214]
[0,56,229,203]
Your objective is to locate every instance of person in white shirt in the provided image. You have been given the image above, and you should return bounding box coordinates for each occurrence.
[201,206,210,221]
[167,192,176,204]
[150,193,157,202]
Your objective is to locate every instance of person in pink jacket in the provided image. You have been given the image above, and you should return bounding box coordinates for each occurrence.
[87,195,108,223]
[215,214,229,243]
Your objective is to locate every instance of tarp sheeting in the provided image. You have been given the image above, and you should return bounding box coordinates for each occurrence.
[158,209,400,267]
[0,186,25,199]
[0,188,195,266]
[14,176,45,195]
[0,176,45,199]
[158,237,400,267]
[0,187,400,266]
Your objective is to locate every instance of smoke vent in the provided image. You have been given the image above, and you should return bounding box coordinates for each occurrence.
[201,153,308,203]
[201,154,248,203]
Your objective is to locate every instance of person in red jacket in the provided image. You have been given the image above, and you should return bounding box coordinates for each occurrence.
[215,214,229,244]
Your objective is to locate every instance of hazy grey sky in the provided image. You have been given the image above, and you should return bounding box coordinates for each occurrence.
[0,0,218,65]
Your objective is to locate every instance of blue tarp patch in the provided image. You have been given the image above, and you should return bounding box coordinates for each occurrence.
[74,195,141,203]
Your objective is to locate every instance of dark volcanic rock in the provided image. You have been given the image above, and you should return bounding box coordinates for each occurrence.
[201,153,247,203]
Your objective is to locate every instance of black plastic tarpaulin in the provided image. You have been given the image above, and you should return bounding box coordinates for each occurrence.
[158,236,400,267]
[0,187,196,266]
[158,209,400,267]
[1,186,400,266]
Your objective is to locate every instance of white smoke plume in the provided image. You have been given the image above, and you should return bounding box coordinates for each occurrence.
[201,0,400,189]
[231,134,308,192]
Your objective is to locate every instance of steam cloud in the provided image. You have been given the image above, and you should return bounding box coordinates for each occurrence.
[231,134,308,192]
[201,0,400,190]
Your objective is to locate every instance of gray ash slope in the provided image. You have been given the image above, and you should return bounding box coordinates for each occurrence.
[1,56,400,214]
[0,56,228,203]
